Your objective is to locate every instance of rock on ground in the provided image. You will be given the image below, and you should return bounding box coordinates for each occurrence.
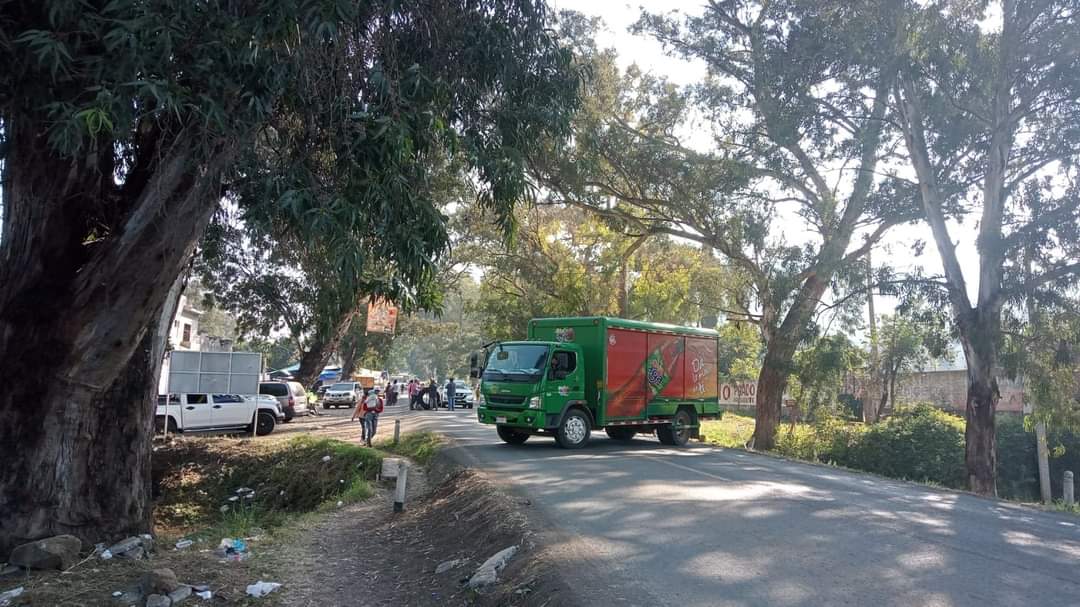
[140,568,180,595]
[145,594,171,607]
[8,535,82,570]
[168,584,193,605]
[467,545,518,589]
[108,535,154,560]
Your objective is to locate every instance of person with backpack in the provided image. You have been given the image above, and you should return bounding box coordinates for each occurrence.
[360,388,384,446]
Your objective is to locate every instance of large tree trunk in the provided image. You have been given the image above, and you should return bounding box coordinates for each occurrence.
[294,310,359,388]
[751,275,830,450]
[0,118,233,553]
[959,312,1001,496]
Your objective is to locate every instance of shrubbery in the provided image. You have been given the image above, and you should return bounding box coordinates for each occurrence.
[775,404,966,488]
[708,404,1080,500]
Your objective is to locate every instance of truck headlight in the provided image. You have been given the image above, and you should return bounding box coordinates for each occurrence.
[528,396,542,409]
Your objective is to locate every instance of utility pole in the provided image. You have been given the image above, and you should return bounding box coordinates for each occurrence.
[864,250,881,423]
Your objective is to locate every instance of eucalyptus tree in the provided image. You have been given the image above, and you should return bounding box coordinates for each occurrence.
[536,4,913,449]
[895,0,1080,494]
[0,0,578,550]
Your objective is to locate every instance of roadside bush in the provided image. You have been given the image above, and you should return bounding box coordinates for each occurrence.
[774,414,864,465]
[995,415,1039,501]
[849,404,966,488]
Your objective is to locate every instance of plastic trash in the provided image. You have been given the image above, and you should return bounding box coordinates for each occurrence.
[99,549,113,560]
[336,500,344,507]
[0,587,24,607]
[245,581,281,598]
[321,455,332,462]
[195,590,212,600]
[112,591,122,597]
[175,539,194,550]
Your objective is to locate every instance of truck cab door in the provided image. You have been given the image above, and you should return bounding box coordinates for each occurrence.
[211,394,251,427]
[545,347,584,413]
[182,394,214,429]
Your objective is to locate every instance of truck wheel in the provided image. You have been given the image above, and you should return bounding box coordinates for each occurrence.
[254,411,276,436]
[497,426,530,445]
[155,416,178,434]
[323,402,330,410]
[658,409,693,446]
[605,427,636,441]
[555,409,591,449]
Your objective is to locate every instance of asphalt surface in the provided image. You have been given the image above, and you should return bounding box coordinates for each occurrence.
[341,406,1080,606]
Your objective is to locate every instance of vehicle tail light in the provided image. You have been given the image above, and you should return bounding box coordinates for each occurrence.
[288,396,295,407]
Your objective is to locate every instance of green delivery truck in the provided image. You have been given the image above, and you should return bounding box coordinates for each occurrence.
[470,317,721,448]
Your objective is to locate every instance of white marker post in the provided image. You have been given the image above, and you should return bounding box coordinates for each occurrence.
[394,419,401,446]
[393,459,408,513]
[1065,471,1075,507]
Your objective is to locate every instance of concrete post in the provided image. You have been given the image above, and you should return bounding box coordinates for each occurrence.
[393,460,408,512]
[1065,471,1075,507]
[394,419,401,446]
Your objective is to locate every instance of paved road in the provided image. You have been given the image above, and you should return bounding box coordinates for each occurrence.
[375,407,1080,607]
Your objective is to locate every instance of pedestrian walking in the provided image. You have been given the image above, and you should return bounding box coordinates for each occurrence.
[351,388,371,442]
[445,377,457,411]
[359,388,383,446]
[408,379,420,409]
[388,380,398,407]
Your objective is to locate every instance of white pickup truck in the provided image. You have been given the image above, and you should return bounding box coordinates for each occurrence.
[155,393,285,436]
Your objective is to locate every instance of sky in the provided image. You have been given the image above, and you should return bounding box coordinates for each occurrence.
[552,0,987,320]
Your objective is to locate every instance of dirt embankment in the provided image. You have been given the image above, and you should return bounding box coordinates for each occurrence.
[272,457,580,607]
[2,434,579,607]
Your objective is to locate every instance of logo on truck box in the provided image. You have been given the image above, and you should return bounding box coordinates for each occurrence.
[555,328,575,342]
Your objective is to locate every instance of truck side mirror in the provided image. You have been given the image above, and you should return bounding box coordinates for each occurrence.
[468,352,480,379]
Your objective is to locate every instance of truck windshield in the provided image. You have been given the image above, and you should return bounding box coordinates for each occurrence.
[483,344,549,382]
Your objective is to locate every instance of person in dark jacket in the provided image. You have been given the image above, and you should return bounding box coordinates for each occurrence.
[427,379,440,410]
[444,377,457,411]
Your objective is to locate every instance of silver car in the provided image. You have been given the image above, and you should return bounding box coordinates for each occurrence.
[259,381,309,421]
[323,382,361,409]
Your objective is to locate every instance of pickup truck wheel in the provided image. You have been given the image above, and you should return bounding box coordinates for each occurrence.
[497,426,530,445]
[555,409,591,449]
[155,417,178,434]
[657,409,693,446]
[254,411,276,436]
[605,427,636,441]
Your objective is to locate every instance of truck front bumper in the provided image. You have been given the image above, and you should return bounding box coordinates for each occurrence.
[477,407,548,430]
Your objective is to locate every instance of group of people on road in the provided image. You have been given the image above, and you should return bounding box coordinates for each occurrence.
[405,378,441,410]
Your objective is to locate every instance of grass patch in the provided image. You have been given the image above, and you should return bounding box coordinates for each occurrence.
[701,412,755,448]
[376,431,443,466]
[153,435,382,539]
[1049,500,1080,515]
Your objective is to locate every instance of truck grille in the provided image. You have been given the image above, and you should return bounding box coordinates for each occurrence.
[487,395,526,406]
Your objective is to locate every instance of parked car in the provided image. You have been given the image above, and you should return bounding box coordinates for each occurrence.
[259,381,309,421]
[156,393,284,436]
[438,380,476,409]
[323,382,361,409]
